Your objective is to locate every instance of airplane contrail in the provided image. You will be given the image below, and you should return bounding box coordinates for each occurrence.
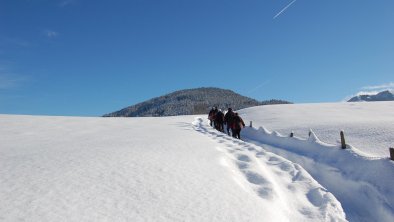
[246,80,270,94]
[273,0,297,19]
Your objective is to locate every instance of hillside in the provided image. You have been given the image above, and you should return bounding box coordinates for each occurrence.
[2,101,394,221]
[0,114,345,221]
[348,90,394,102]
[103,87,290,117]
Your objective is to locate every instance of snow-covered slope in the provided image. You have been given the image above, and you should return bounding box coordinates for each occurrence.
[348,90,394,102]
[0,114,345,221]
[239,101,394,157]
[238,102,394,221]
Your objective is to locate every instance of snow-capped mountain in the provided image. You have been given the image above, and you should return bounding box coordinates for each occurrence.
[348,90,394,102]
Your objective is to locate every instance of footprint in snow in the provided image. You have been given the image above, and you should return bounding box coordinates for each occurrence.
[292,170,308,182]
[306,187,329,207]
[255,151,266,157]
[245,171,269,185]
[268,156,282,162]
[237,162,249,170]
[242,171,275,199]
[257,187,274,199]
[237,154,251,162]
[247,147,256,151]
[278,161,293,172]
[233,140,243,145]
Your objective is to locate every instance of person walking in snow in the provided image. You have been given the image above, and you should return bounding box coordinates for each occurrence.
[224,107,235,136]
[208,107,217,127]
[215,109,225,132]
[232,112,245,139]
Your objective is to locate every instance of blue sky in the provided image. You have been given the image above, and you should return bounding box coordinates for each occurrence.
[1,0,393,116]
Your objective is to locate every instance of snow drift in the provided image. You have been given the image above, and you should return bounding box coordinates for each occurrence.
[239,102,394,221]
[239,101,394,157]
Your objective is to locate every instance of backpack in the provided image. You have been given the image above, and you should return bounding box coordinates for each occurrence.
[232,116,244,129]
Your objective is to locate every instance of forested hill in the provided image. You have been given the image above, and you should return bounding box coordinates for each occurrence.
[103,87,291,117]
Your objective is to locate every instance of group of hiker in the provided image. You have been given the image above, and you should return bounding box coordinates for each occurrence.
[208,107,245,139]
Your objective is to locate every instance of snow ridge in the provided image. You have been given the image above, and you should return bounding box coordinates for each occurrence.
[193,117,347,222]
[242,126,394,221]
[239,102,394,157]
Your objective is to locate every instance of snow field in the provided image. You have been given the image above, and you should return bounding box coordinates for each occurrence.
[0,114,346,221]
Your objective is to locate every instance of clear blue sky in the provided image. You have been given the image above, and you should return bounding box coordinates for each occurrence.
[1,0,393,116]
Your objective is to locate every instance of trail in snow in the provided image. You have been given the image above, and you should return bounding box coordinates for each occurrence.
[192,117,346,221]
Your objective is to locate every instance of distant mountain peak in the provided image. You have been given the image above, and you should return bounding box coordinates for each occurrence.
[104,87,291,117]
[348,90,394,102]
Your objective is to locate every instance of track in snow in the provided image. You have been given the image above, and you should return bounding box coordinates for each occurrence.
[192,117,346,222]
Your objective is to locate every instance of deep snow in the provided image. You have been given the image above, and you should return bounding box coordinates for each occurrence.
[238,102,394,221]
[0,114,346,221]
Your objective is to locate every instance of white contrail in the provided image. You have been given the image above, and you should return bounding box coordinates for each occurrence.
[273,0,297,19]
[246,81,270,94]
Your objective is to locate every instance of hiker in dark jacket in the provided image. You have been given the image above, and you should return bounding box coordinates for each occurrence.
[232,112,245,139]
[208,107,217,127]
[224,108,235,136]
[215,109,225,132]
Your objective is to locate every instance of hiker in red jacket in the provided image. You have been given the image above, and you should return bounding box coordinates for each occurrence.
[232,112,245,139]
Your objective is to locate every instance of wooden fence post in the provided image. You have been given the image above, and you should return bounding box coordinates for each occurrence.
[340,130,346,149]
[390,148,394,161]
[290,131,294,137]
[249,121,252,127]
